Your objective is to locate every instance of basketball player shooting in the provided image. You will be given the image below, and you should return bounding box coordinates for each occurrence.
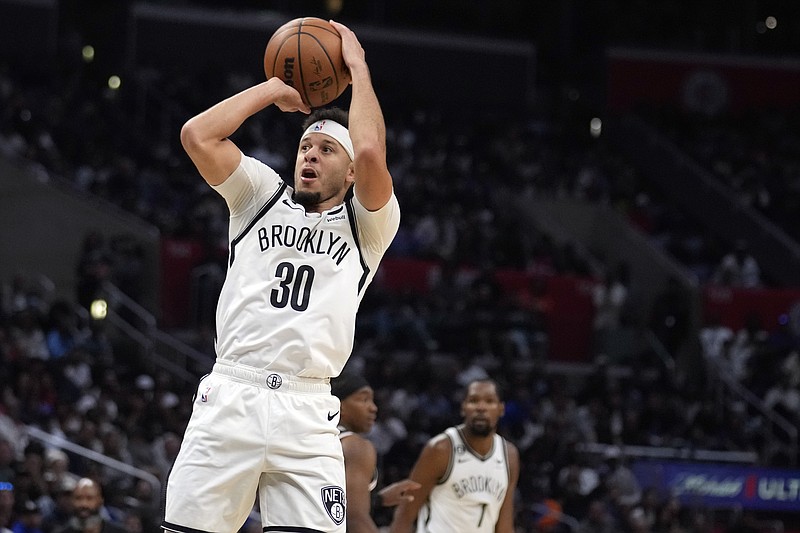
[162,20,400,533]
[389,379,520,533]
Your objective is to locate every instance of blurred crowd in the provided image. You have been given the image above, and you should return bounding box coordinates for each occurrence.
[1,20,800,532]
[3,266,797,532]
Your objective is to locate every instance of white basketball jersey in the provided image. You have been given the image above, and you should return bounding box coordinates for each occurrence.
[211,154,400,378]
[417,426,510,533]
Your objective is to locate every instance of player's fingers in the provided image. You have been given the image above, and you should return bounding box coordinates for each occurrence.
[329,20,350,34]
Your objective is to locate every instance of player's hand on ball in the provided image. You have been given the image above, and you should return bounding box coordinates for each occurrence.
[329,20,364,80]
[267,77,310,114]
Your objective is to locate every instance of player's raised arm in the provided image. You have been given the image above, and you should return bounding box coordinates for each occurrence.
[329,20,394,211]
[180,78,309,186]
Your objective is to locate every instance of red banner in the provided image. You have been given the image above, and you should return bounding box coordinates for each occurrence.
[159,238,207,328]
[377,258,595,362]
[607,48,800,114]
[703,285,800,332]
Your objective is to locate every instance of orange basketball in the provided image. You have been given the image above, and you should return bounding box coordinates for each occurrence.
[264,17,351,108]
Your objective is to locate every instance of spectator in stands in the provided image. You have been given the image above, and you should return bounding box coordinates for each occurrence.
[654,495,688,532]
[713,239,761,288]
[630,487,659,532]
[8,308,49,362]
[0,442,14,483]
[43,301,85,361]
[40,478,75,533]
[626,507,653,533]
[37,449,75,520]
[15,444,48,507]
[728,312,768,383]
[124,479,159,533]
[97,427,134,498]
[0,405,25,462]
[10,499,43,533]
[53,477,126,533]
[0,482,13,533]
[591,264,630,356]
[74,232,113,314]
[600,446,641,510]
[699,312,734,368]
[575,498,617,533]
[555,451,601,519]
[149,432,181,485]
[637,387,687,448]
[726,509,764,533]
[762,371,800,426]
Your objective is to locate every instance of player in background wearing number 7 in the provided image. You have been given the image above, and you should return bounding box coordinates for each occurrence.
[162,20,400,533]
[388,379,520,533]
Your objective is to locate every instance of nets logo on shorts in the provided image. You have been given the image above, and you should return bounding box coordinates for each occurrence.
[321,485,346,525]
[265,374,283,389]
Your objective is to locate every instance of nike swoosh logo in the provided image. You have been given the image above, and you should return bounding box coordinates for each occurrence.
[327,411,339,421]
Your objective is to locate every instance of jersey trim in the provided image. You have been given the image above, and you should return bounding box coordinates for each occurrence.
[345,198,370,293]
[264,526,325,533]
[502,439,511,479]
[229,182,287,266]
[162,520,214,533]
[437,432,456,486]
[339,429,379,491]
[456,426,496,461]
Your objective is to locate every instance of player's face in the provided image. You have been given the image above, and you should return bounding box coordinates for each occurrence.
[341,386,378,434]
[461,381,504,437]
[294,133,353,210]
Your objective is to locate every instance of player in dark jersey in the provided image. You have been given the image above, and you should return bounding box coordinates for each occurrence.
[332,372,420,533]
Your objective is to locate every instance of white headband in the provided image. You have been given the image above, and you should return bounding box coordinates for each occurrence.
[301,120,354,161]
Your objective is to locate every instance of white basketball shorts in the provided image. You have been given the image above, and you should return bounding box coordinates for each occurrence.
[162,360,346,533]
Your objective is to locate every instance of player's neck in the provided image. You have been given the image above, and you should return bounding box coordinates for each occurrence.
[457,424,495,456]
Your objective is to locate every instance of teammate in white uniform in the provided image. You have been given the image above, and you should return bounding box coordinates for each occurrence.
[162,21,400,533]
[389,379,520,533]
[331,372,420,533]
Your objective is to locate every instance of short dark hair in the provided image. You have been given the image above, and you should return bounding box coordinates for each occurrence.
[331,371,369,400]
[302,107,349,130]
[465,378,505,401]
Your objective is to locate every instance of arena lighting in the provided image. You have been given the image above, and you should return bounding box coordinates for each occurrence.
[90,298,108,320]
[108,75,121,90]
[766,16,777,30]
[755,16,777,34]
[81,45,95,63]
[325,0,343,14]
[590,117,602,138]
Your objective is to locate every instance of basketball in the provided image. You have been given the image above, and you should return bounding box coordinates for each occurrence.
[264,17,351,108]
